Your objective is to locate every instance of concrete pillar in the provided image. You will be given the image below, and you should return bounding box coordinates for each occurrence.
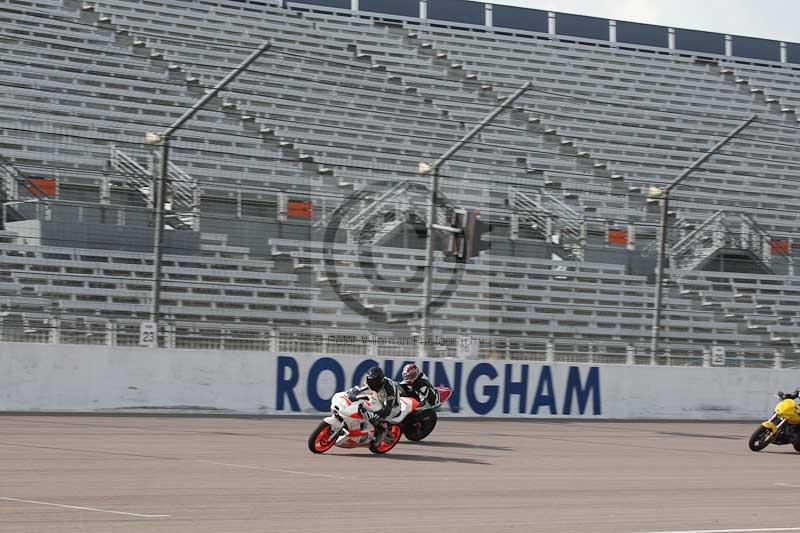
[50,318,61,344]
[107,320,117,346]
[774,349,784,370]
[165,321,176,349]
[269,328,278,352]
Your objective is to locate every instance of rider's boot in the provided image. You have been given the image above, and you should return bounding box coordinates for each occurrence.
[372,420,386,443]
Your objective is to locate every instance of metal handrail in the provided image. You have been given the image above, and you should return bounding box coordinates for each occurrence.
[0,154,50,199]
[510,187,584,255]
[670,210,725,258]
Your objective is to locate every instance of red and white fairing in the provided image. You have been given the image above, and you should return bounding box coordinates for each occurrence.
[324,391,418,449]
[309,385,453,454]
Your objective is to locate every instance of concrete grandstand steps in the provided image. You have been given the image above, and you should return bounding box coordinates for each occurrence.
[671,270,800,347]
[398,23,800,231]
[390,31,637,219]
[0,71,324,193]
[59,0,800,216]
[45,0,351,229]
[59,2,350,179]
[69,0,637,232]
[716,66,800,125]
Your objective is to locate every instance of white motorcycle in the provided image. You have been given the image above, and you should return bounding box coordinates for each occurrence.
[308,386,453,454]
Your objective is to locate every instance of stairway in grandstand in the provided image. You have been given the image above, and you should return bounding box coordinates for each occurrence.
[0,156,22,228]
[108,146,198,230]
[714,63,800,124]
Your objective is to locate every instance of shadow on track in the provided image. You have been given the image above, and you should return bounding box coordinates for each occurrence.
[657,431,742,441]
[403,440,513,452]
[763,450,800,455]
[347,453,490,465]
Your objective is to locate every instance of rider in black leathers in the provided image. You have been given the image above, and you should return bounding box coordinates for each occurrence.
[346,366,398,443]
[399,363,438,406]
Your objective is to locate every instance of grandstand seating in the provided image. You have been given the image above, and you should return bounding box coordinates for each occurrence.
[1,0,799,366]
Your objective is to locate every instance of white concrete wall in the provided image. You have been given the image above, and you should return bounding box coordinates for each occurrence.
[0,343,795,419]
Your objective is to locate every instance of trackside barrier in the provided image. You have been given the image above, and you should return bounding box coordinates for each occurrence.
[0,343,795,418]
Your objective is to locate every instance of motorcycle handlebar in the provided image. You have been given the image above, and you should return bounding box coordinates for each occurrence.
[776,391,800,400]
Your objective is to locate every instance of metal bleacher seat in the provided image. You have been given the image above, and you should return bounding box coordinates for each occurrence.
[2,0,800,363]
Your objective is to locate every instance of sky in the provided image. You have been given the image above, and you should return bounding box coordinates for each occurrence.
[483,0,800,43]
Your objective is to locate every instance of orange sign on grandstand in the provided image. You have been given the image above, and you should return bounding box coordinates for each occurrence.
[26,177,57,197]
[607,228,628,246]
[770,239,791,255]
[287,200,313,219]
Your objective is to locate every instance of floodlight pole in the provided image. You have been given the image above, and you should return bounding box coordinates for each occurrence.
[418,81,531,358]
[648,114,757,364]
[148,40,271,344]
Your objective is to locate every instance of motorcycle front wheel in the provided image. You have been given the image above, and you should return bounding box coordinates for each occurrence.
[369,424,402,454]
[748,426,774,452]
[308,421,338,454]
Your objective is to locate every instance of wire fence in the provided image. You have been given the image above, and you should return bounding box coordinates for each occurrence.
[0,310,790,369]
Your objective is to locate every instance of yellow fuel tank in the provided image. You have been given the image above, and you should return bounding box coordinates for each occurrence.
[775,399,800,424]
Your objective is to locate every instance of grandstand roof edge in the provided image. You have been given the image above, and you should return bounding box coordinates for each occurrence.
[285,0,797,66]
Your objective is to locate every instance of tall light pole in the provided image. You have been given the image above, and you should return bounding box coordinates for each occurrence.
[146,40,271,345]
[418,81,532,357]
[648,114,757,363]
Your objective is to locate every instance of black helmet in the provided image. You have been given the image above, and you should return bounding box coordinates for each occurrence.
[366,366,385,391]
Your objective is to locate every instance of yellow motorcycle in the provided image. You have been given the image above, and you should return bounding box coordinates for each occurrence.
[749,390,800,452]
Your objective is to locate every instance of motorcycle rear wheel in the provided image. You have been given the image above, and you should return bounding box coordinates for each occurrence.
[369,424,402,454]
[748,426,774,452]
[403,411,438,442]
[308,421,338,454]
[793,443,800,453]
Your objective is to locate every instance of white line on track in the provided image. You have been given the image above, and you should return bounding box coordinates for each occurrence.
[0,497,171,518]
[774,482,800,488]
[197,460,355,480]
[639,527,800,533]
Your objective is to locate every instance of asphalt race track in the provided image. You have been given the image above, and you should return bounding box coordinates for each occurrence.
[1,416,798,533]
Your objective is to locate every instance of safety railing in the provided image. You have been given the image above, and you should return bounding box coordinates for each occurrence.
[670,211,793,272]
[109,146,198,230]
[508,186,585,260]
[1,310,794,368]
